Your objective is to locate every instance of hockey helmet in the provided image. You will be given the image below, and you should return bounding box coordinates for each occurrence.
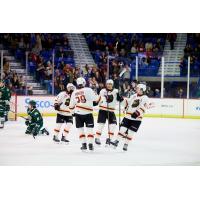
[66,83,75,93]
[28,100,37,108]
[106,79,114,85]
[76,77,86,87]
[136,84,147,92]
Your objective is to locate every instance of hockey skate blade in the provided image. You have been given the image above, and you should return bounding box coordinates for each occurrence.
[61,141,69,145]
[105,144,111,148]
[95,143,101,148]
[53,141,60,144]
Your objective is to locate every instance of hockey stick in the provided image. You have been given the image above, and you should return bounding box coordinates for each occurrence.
[118,68,126,130]
[9,110,28,120]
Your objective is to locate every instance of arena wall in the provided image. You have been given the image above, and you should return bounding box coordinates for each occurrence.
[16,96,200,119]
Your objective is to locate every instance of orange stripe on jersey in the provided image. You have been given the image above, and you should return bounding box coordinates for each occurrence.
[118,132,126,138]
[126,136,133,141]
[87,134,94,138]
[99,106,115,111]
[79,134,86,139]
[59,109,71,113]
[127,112,142,119]
[96,132,101,136]
[127,112,132,115]
[76,105,93,111]
[139,108,145,113]
[69,106,75,110]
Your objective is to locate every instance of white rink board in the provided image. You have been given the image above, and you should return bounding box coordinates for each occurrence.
[146,98,183,117]
[184,99,200,117]
[17,96,200,118]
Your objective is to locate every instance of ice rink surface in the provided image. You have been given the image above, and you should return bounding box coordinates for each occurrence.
[0,117,200,166]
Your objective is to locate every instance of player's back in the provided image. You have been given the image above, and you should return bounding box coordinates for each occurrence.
[70,87,98,115]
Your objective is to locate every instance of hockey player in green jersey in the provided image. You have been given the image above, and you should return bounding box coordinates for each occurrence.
[0,79,11,128]
[25,100,49,137]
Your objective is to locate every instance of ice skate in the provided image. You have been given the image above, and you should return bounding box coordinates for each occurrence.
[53,135,60,143]
[105,138,111,147]
[81,143,87,151]
[110,140,119,149]
[95,138,101,146]
[123,143,128,151]
[88,143,94,151]
[40,128,49,136]
[61,135,69,144]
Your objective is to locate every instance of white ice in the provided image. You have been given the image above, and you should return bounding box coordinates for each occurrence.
[0,117,200,166]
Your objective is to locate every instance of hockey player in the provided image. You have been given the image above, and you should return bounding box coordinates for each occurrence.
[110,84,149,151]
[53,83,76,143]
[0,79,11,127]
[95,79,123,146]
[69,77,99,151]
[25,100,49,137]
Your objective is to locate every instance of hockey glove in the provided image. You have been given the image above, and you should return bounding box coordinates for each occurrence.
[106,94,114,103]
[131,110,140,119]
[54,103,60,111]
[93,101,98,106]
[117,93,124,102]
[25,119,30,126]
[65,99,70,106]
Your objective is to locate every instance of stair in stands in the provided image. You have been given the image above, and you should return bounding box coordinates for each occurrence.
[158,33,187,76]
[0,47,48,95]
[67,33,95,67]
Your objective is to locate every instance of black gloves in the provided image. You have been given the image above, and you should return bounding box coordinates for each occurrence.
[131,111,140,119]
[25,119,30,126]
[106,94,114,103]
[93,101,98,106]
[54,103,60,111]
[65,99,70,106]
[117,93,124,102]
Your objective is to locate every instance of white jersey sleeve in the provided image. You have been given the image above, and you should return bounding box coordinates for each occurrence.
[55,91,72,116]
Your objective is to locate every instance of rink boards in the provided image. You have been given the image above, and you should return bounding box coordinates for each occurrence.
[15,96,200,119]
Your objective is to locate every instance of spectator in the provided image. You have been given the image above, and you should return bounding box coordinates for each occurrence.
[122,64,131,83]
[131,44,137,53]
[167,33,177,50]
[18,37,26,49]
[175,88,185,98]
[154,89,160,97]
[27,86,33,95]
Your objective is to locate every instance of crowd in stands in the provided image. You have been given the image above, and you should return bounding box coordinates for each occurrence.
[1,33,200,98]
[2,57,33,95]
[180,33,200,77]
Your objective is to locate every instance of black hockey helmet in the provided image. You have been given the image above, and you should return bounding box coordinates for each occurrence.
[28,100,37,108]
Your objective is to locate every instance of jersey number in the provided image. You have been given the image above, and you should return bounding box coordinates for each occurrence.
[76,95,86,103]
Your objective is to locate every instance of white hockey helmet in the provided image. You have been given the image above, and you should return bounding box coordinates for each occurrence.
[67,83,75,91]
[136,83,147,92]
[106,79,114,85]
[76,77,86,87]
